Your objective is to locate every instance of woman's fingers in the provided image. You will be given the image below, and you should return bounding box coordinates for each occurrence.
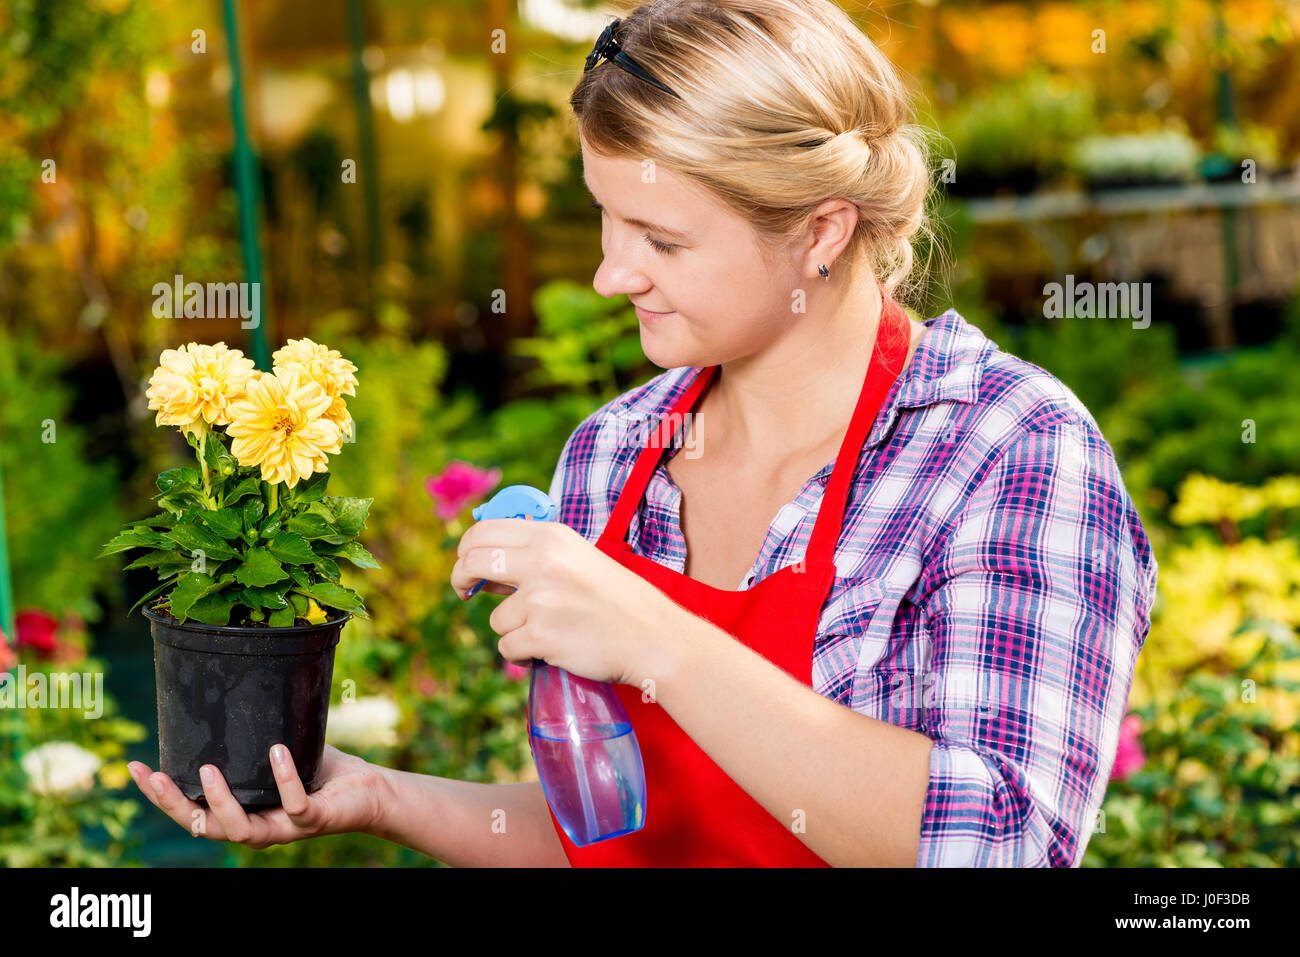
[269,744,319,828]
[197,763,261,844]
[129,751,328,848]
[128,761,227,840]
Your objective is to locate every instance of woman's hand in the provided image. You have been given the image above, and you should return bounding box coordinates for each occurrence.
[127,744,393,849]
[450,518,682,686]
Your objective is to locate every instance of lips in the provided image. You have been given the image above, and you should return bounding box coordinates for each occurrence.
[635,305,674,322]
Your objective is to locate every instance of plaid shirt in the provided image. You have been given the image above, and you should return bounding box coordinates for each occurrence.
[548,309,1159,867]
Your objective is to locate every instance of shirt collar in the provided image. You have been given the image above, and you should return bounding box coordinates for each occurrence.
[864,308,994,448]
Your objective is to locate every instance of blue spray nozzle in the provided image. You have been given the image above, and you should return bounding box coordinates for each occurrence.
[465,485,556,597]
[470,484,557,523]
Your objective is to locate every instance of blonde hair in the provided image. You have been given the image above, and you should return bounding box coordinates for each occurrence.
[570,0,945,311]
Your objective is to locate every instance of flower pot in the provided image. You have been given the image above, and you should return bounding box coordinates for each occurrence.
[144,604,348,809]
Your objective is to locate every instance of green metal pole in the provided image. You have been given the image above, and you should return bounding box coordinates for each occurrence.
[222,0,272,370]
[0,446,15,642]
[1212,0,1239,348]
[346,0,384,289]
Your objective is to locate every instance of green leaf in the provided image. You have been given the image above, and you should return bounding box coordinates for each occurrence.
[235,547,289,587]
[286,512,345,543]
[324,496,373,537]
[99,529,167,557]
[157,487,207,515]
[313,556,341,582]
[288,591,310,616]
[169,572,235,622]
[267,531,317,565]
[287,564,311,587]
[268,606,296,627]
[237,585,289,611]
[163,523,237,560]
[319,541,380,569]
[201,431,226,475]
[295,471,330,504]
[243,496,265,535]
[292,582,368,619]
[223,477,262,508]
[201,508,245,540]
[188,592,237,626]
[157,468,200,493]
[123,550,189,571]
[131,511,180,530]
[129,575,180,618]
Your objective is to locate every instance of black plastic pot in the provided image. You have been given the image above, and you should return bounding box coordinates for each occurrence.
[144,604,349,809]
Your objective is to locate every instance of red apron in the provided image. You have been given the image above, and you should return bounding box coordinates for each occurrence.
[542,281,912,866]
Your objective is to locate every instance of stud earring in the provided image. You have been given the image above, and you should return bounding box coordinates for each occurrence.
[818,264,830,282]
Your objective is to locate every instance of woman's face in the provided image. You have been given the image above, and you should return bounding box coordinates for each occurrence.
[581,138,808,370]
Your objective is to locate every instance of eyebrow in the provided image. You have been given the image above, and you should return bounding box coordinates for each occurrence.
[582,170,692,242]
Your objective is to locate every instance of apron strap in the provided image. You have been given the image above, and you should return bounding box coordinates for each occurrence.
[804,283,911,567]
[598,362,717,549]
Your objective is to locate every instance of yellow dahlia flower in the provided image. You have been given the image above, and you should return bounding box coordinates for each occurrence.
[272,338,358,440]
[145,341,257,431]
[226,368,343,488]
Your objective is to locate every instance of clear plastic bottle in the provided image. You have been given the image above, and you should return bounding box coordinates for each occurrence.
[528,662,646,845]
[468,485,647,845]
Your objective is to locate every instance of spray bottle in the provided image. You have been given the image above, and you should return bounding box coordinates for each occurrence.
[467,485,647,845]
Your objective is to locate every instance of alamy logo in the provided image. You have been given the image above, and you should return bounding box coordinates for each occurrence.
[1042,276,1151,329]
[49,887,151,937]
[600,409,704,458]
[152,274,260,328]
[0,665,103,719]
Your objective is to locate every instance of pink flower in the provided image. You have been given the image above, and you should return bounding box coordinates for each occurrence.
[503,661,530,681]
[0,626,15,674]
[15,609,59,660]
[425,461,501,521]
[1109,714,1146,782]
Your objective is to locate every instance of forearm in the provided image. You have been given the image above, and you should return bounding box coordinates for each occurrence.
[636,609,935,867]
[369,768,570,867]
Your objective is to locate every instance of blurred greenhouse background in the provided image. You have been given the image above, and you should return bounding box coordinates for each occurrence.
[1,0,1299,867]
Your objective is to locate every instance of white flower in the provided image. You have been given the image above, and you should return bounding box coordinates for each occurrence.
[325,695,400,749]
[22,741,102,795]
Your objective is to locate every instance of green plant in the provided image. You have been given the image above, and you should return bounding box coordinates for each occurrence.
[1211,121,1281,170]
[1099,332,1300,524]
[1070,126,1201,186]
[98,340,377,627]
[941,70,1097,179]
[0,327,125,623]
[1084,473,1300,867]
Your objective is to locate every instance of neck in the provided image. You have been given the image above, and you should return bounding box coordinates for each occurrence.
[706,277,889,457]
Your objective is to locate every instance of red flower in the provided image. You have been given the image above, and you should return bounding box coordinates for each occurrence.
[15,609,59,660]
[1109,714,1146,782]
[425,461,501,521]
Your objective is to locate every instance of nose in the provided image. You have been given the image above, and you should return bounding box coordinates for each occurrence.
[591,233,654,302]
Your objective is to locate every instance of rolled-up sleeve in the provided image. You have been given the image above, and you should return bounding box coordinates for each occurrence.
[914,418,1157,867]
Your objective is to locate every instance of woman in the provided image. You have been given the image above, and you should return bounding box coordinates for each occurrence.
[129,0,1158,867]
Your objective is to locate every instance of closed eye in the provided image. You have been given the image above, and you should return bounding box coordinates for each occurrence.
[591,199,679,255]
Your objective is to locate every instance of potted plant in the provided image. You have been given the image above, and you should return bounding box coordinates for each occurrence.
[99,338,377,808]
[940,71,1097,199]
[1069,127,1201,192]
[1201,121,1283,183]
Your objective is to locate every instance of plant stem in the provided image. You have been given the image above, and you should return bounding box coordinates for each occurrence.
[269,482,279,514]
[196,424,215,509]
